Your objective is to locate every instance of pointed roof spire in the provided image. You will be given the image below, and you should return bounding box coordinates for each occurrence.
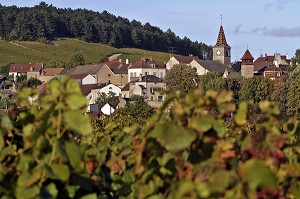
[215,25,228,46]
[241,49,254,65]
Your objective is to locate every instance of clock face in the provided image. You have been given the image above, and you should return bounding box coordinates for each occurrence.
[217,50,221,56]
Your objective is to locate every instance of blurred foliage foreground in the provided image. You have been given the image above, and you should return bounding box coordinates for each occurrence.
[1,77,300,199]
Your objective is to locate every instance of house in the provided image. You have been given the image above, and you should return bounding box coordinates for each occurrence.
[166,55,199,70]
[123,75,166,108]
[79,83,121,112]
[27,67,65,82]
[69,74,96,85]
[101,103,115,116]
[101,59,131,87]
[128,57,166,82]
[190,59,236,77]
[9,63,43,81]
[253,53,290,79]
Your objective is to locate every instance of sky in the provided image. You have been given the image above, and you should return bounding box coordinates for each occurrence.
[1,0,299,61]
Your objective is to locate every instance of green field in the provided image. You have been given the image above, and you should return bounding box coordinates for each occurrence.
[0,39,171,67]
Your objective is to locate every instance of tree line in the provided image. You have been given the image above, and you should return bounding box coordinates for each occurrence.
[0,2,212,59]
[164,62,300,117]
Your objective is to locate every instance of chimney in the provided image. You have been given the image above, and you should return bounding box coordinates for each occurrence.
[139,73,142,82]
[126,59,129,64]
[286,53,289,59]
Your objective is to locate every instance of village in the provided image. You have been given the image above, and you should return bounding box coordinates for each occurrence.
[1,25,292,116]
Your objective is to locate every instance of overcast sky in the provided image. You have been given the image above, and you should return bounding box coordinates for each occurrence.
[1,0,299,60]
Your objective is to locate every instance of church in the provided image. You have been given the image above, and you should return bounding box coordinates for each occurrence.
[167,22,290,79]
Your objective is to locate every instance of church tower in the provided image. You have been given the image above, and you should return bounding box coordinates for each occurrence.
[213,25,231,66]
[241,49,254,78]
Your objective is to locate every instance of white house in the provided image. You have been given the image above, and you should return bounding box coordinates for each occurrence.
[69,74,96,85]
[166,55,199,70]
[128,57,166,82]
[100,83,121,96]
[101,103,115,116]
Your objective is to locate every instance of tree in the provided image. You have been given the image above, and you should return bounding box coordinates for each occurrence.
[96,91,119,109]
[69,53,85,67]
[239,76,271,112]
[20,77,42,89]
[286,77,300,117]
[269,77,287,113]
[291,49,300,67]
[118,95,155,124]
[164,63,197,94]
[198,72,228,92]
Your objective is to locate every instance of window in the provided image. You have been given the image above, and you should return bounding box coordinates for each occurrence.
[158,96,163,101]
[134,72,137,77]
[145,72,148,76]
[153,72,156,76]
[130,72,133,77]
[150,87,154,93]
[108,74,111,77]
[151,96,153,101]
[160,72,163,78]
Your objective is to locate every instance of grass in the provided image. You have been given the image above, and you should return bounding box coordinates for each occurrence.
[0,39,170,67]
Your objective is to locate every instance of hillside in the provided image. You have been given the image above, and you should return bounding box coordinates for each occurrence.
[0,3,212,59]
[0,39,171,67]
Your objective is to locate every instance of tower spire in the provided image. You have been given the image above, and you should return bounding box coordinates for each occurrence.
[220,14,223,26]
[216,25,228,46]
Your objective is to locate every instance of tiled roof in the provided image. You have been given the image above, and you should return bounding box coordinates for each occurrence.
[173,55,199,64]
[241,49,254,65]
[80,83,108,96]
[121,83,130,91]
[241,49,254,60]
[102,60,130,74]
[69,74,89,80]
[254,62,268,72]
[129,58,165,69]
[215,26,228,46]
[195,59,234,74]
[64,64,105,75]
[9,63,43,73]
[140,75,163,83]
[42,68,65,76]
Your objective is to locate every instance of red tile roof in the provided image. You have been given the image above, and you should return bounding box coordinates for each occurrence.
[129,58,165,69]
[241,49,254,65]
[215,26,228,46]
[69,74,89,80]
[42,68,65,76]
[80,83,108,96]
[172,55,199,64]
[9,63,43,73]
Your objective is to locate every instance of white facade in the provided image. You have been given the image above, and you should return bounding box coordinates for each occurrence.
[190,60,208,75]
[100,84,121,96]
[101,103,115,115]
[128,68,166,82]
[166,57,180,70]
[82,74,96,85]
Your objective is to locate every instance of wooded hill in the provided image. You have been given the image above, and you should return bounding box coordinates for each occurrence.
[0,2,212,60]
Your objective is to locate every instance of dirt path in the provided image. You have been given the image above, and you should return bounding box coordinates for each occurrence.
[107,53,122,61]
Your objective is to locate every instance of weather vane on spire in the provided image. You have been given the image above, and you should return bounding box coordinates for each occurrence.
[220,14,223,26]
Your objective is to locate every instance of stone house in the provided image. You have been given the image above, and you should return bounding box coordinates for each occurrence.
[122,75,166,108]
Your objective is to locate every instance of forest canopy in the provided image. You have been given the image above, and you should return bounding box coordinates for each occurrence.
[0,2,212,59]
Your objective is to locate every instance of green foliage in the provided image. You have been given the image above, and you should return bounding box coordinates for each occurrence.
[198,72,228,91]
[239,76,271,112]
[69,53,85,67]
[96,91,119,109]
[0,3,212,60]
[0,39,170,67]
[286,77,300,118]
[20,77,42,89]
[0,77,93,198]
[2,77,300,198]
[164,64,197,95]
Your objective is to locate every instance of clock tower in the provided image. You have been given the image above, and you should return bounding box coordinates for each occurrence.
[213,25,231,66]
